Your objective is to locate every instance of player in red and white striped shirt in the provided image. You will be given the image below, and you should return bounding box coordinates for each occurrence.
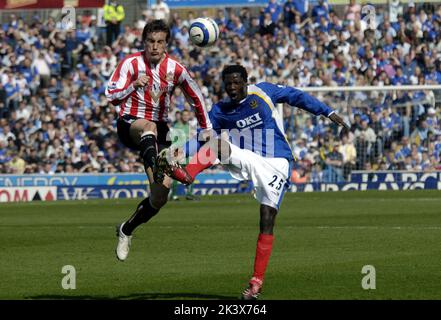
[106,20,212,261]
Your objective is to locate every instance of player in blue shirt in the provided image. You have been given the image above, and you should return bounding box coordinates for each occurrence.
[160,65,348,300]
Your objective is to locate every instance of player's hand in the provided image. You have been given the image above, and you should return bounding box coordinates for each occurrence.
[133,75,150,89]
[329,113,350,130]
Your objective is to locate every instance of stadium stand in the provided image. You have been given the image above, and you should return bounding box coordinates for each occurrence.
[0,0,440,183]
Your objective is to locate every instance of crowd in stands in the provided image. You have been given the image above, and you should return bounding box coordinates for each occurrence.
[0,0,440,183]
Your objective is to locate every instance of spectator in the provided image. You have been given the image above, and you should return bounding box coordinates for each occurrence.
[323,141,344,183]
[426,107,439,135]
[312,0,329,23]
[3,72,19,110]
[344,0,361,21]
[0,84,9,118]
[175,26,190,47]
[356,115,377,140]
[151,0,170,23]
[260,12,276,36]
[410,117,429,145]
[16,101,31,121]
[338,134,357,180]
[103,1,125,46]
[8,153,26,174]
[265,0,282,23]
[291,166,309,183]
[0,1,439,178]
[389,0,404,23]
[283,0,296,27]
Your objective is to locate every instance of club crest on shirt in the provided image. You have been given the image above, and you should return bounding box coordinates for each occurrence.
[249,99,258,109]
[144,79,174,103]
[166,71,175,82]
[108,81,117,90]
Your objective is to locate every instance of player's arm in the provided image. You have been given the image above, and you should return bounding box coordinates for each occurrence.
[105,59,146,105]
[178,67,212,130]
[260,82,349,130]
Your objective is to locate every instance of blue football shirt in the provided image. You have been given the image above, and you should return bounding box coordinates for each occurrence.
[206,82,334,162]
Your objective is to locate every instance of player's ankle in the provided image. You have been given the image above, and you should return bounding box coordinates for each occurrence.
[121,222,132,236]
[250,276,263,286]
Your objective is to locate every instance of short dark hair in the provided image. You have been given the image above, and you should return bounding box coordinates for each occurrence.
[222,65,248,82]
[142,19,171,43]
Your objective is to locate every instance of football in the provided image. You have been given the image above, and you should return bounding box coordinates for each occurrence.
[189,17,220,47]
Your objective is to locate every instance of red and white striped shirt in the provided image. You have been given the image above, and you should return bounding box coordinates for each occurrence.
[105,51,211,129]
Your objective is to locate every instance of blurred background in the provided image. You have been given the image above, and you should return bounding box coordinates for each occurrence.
[0,0,440,200]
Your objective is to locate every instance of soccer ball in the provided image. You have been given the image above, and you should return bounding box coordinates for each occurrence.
[189,18,220,48]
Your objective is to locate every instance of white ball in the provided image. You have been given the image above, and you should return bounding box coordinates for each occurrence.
[189,17,220,48]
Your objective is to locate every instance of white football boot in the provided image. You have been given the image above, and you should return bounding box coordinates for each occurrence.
[115,222,132,261]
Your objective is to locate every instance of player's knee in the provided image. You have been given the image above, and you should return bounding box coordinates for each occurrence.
[136,197,160,223]
[150,183,170,209]
[141,122,156,135]
[150,193,168,209]
[260,205,277,234]
[131,119,157,139]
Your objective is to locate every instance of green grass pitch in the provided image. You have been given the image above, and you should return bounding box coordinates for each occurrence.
[1,190,441,300]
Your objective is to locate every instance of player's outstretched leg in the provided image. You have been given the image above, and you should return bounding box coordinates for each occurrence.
[157,148,192,185]
[161,138,230,185]
[115,197,160,261]
[241,205,277,300]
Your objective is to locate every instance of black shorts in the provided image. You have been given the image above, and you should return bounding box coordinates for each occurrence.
[116,115,172,152]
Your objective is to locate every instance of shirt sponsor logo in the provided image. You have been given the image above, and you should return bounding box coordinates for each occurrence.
[236,112,263,129]
[145,83,174,102]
